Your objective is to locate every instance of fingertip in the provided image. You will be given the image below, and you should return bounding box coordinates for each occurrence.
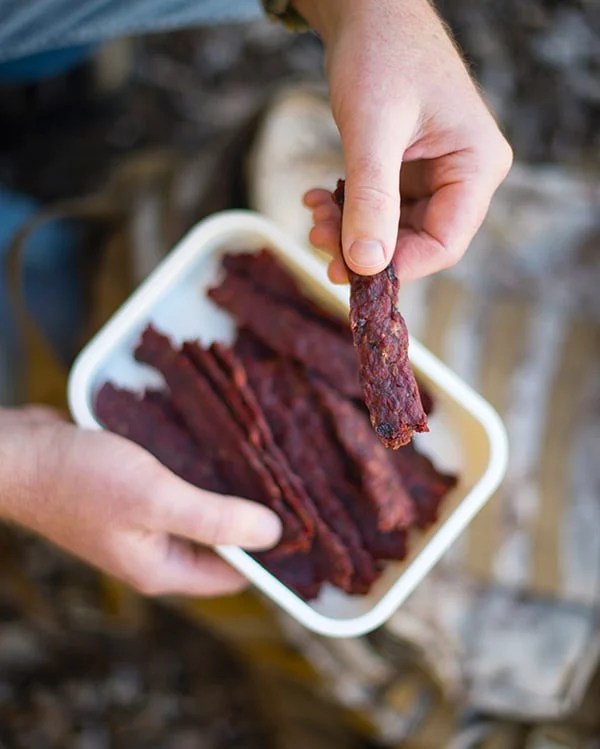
[309,221,340,254]
[303,188,334,207]
[312,203,341,223]
[242,505,282,551]
[327,258,349,285]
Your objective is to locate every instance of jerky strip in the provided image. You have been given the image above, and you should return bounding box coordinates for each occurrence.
[257,549,324,601]
[134,325,307,553]
[209,272,361,399]
[391,442,458,528]
[95,383,224,493]
[223,250,350,338]
[204,343,355,592]
[243,356,380,592]
[183,340,315,546]
[333,179,428,448]
[312,379,415,532]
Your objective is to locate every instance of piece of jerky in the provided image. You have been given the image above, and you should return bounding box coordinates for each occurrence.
[391,442,458,528]
[202,342,356,592]
[209,272,361,399]
[233,328,275,363]
[134,325,308,554]
[238,351,405,561]
[183,339,353,590]
[333,179,428,448]
[312,379,415,532]
[257,549,324,601]
[223,250,350,339]
[243,356,380,593]
[95,383,224,493]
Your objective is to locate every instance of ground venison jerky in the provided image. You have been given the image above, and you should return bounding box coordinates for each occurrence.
[134,326,308,554]
[187,341,355,590]
[223,250,351,339]
[391,442,458,528]
[95,383,224,493]
[312,379,415,532]
[243,356,380,593]
[208,272,361,399]
[333,179,428,448]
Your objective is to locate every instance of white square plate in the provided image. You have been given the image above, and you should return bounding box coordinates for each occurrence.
[68,210,508,638]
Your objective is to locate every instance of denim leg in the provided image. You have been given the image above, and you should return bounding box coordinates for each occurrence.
[0,0,263,62]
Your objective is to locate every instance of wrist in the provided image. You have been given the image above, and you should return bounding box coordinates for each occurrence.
[291,0,345,43]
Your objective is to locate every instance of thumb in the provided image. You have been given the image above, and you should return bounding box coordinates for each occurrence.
[150,471,283,551]
[339,104,415,275]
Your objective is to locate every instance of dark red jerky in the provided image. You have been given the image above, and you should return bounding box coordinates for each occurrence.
[257,549,324,601]
[186,341,354,591]
[219,352,357,592]
[418,386,434,416]
[184,341,262,449]
[223,250,351,339]
[333,179,428,448]
[95,384,224,493]
[233,328,275,364]
[184,340,317,554]
[391,442,458,528]
[312,380,415,532]
[134,326,307,554]
[245,356,404,563]
[244,357,380,593]
[208,273,361,399]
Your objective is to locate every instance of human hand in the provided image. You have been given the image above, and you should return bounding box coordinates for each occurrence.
[0,406,281,597]
[295,0,513,282]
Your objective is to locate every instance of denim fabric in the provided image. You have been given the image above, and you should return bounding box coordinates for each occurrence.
[0,0,263,62]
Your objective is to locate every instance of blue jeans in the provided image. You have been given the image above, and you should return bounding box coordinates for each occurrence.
[0,0,263,62]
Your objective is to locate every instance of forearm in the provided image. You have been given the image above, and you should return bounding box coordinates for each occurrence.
[0,406,56,528]
[0,409,30,523]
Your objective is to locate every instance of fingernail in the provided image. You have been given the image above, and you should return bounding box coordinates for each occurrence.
[348,240,386,269]
[251,511,282,549]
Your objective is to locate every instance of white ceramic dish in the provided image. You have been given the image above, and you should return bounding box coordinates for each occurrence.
[68,210,508,638]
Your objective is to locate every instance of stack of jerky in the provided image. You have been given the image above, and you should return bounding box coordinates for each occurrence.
[96,251,457,600]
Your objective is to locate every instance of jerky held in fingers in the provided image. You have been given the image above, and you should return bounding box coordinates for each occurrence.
[208,272,361,399]
[333,179,428,448]
[134,325,308,553]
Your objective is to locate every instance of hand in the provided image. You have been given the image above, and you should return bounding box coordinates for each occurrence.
[0,406,281,597]
[295,0,513,282]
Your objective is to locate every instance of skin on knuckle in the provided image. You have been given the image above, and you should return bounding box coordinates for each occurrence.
[445,240,468,268]
[349,184,395,215]
[193,501,233,547]
[497,138,514,179]
[134,465,173,528]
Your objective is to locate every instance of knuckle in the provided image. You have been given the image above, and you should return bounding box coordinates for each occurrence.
[193,502,232,547]
[349,183,396,214]
[438,240,467,270]
[132,464,171,524]
[497,138,514,178]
